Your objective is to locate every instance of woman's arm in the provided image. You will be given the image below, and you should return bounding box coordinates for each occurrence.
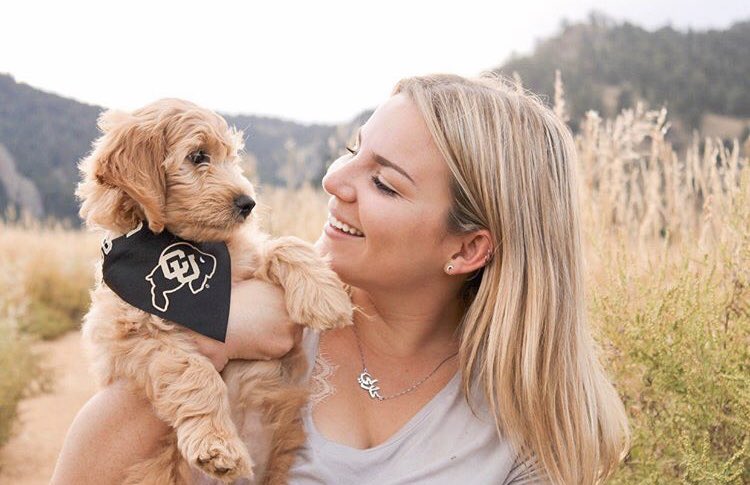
[185,278,302,371]
[51,278,299,481]
[50,380,170,485]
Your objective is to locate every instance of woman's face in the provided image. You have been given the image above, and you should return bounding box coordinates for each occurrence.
[318,93,456,291]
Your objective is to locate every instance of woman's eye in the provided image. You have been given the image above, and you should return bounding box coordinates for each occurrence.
[371,175,398,197]
[187,150,211,165]
[345,144,358,155]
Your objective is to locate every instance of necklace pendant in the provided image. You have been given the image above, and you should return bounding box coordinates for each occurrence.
[357,370,383,400]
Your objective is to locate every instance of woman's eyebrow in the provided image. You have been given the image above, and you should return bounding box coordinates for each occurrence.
[357,129,416,186]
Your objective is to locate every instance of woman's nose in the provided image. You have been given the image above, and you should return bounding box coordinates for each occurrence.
[322,155,357,202]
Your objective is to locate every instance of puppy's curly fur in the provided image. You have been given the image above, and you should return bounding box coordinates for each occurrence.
[75,99,352,484]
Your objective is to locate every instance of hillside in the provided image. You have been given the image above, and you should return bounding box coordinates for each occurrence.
[0,74,355,224]
[1,14,749,223]
[0,75,100,222]
[496,13,750,137]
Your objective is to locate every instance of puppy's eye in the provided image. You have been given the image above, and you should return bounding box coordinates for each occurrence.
[187,150,211,165]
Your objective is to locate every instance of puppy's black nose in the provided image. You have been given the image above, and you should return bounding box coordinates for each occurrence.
[234,195,256,219]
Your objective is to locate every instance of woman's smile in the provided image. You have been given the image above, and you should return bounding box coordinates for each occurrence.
[327,213,365,237]
[324,215,365,239]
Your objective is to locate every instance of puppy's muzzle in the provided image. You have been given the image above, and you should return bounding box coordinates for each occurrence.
[234,195,256,219]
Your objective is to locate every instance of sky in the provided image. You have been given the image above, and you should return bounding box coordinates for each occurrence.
[2,0,749,124]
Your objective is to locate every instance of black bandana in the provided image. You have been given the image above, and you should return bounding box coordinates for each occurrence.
[101,221,231,342]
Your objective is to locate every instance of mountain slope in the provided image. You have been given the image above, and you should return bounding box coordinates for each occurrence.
[496,13,750,131]
[0,75,100,222]
[2,15,749,223]
[0,74,348,224]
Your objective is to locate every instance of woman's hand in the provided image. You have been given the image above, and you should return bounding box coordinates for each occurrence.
[187,279,302,371]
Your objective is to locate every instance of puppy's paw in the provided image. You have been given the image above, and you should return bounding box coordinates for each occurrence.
[288,270,353,331]
[259,235,353,330]
[189,435,254,482]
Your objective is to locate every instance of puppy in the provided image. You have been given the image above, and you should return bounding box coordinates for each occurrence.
[75,99,352,484]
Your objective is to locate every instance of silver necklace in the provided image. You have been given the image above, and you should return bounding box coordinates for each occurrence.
[351,324,459,401]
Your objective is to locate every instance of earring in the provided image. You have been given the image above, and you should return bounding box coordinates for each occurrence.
[445,264,454,274]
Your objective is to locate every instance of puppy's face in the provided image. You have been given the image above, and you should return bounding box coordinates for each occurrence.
[77,98,256,241]
[159,101,256,241]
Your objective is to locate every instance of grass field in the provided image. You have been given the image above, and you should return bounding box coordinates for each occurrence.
[0,93,748,482]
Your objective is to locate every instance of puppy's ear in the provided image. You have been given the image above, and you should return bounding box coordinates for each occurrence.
[94,108,168,233]
[97,109,131,132]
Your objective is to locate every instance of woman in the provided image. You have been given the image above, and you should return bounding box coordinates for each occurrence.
[52,74,630,484]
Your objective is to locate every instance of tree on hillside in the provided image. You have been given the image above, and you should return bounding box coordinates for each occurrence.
[497,13,750,129]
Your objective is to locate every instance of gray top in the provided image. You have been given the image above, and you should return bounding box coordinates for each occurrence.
[192,328,545,484]
[287,328,546,484]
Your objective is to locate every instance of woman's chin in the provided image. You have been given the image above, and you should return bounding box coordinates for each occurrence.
[323,255,355,285]
[313,234,329,257]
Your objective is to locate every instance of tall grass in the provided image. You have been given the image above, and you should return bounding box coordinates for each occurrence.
[0,230,49,448]
[0,191,327,449]
[0,184,327,342]
[565,80,750,482]
[0,213,98,340]
[592,196,750,483]
[255,183,328,240]
[0,82,748,480]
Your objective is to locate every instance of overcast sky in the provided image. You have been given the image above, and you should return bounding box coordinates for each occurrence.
[2,0,749,124]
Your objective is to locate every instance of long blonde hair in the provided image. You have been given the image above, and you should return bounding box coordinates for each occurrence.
[393,74,630,484]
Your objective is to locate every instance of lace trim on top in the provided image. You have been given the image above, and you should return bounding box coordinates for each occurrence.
[308,336,338,409]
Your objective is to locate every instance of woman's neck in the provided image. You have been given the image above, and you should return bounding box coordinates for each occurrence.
[349,286,463,361]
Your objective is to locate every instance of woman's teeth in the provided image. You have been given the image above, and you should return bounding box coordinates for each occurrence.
[328,214,364,236]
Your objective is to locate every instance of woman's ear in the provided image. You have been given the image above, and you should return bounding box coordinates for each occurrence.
[93,108,168,233]
[447,229,494,276]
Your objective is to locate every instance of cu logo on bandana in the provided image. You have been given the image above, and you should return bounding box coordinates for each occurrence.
[145,243,217,312]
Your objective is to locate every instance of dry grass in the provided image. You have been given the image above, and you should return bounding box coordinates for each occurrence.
[0,213,95,447]
[254,183,328,240]
[0,184,328,341]
[0,187,328,450]
[565,83,750,482]
[591,190,750,483]
[0,81,748,480]
[0,213,99,340]
[0,229,51,448]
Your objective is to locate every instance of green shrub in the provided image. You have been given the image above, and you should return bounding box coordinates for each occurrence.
[596,191,750,483]
[0,220,96,340]
[17,300,79,341]
[18,260,90,340]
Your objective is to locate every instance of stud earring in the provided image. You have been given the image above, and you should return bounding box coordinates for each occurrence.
[445,264,454,274]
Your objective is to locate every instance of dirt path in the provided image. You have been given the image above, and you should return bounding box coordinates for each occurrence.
[0,331,97,484]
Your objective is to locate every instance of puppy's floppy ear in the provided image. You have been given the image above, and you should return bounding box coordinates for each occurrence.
[94,108,168,233]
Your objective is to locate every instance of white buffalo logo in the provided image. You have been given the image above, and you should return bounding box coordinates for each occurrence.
[146,243,217,311]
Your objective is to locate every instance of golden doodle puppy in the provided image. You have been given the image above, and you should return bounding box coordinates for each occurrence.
[75,99,352,484]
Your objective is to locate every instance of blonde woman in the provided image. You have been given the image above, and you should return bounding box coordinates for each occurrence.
[53,74,630,484]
